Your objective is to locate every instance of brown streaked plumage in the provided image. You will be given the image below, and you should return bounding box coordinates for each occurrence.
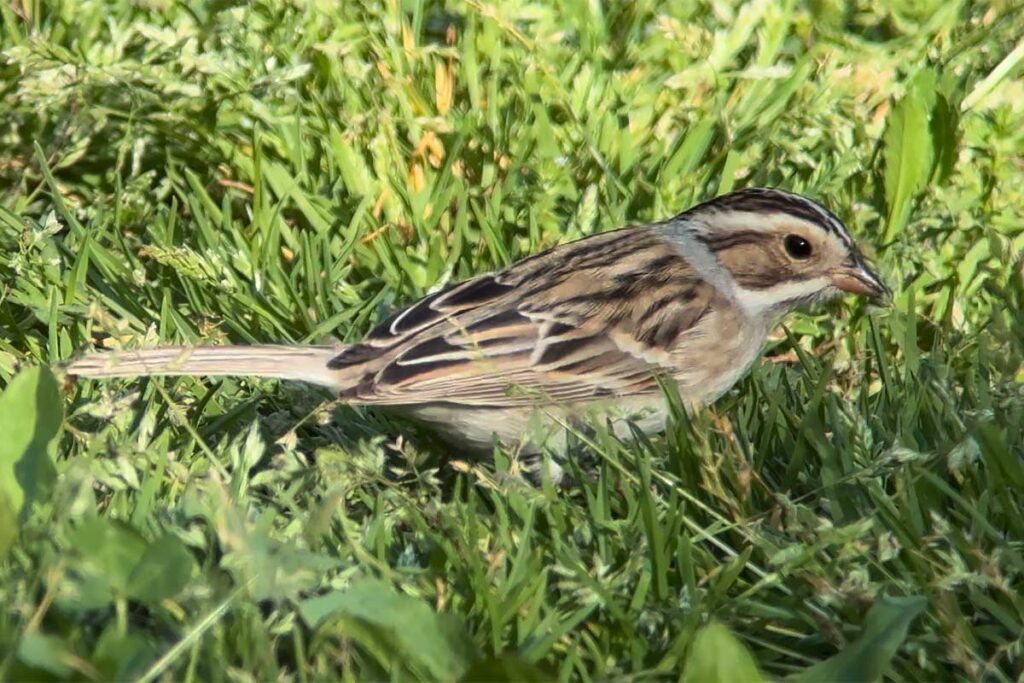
[64,187,890,455]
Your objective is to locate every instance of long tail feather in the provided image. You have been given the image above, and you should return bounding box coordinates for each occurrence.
[64,344,345,390]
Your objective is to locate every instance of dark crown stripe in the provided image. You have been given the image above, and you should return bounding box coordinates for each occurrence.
[679,187,854,248]
[697,230,776,252]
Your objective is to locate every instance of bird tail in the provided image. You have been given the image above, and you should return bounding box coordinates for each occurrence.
[64,344,345,390]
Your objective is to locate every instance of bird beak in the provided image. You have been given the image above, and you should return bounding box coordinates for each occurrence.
[831,261,891,304]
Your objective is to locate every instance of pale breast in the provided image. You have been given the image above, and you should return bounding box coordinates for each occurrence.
[669,301,769,405]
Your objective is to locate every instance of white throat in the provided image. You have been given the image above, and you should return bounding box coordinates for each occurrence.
[733,277,830,319]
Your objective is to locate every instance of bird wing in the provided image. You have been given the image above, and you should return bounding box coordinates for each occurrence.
[329,228,717,407]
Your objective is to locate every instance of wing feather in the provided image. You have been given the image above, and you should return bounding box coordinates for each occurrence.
[333,228,716,406]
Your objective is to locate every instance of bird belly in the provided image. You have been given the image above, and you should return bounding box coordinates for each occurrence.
[395,404,535,453]
[394,394,670,456]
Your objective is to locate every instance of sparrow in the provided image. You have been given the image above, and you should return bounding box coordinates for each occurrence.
[65,187,889,455]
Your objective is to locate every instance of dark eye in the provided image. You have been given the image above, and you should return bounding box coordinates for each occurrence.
[784,234,813,260]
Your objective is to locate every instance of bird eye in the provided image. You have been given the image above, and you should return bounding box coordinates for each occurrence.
[784,234,813,260]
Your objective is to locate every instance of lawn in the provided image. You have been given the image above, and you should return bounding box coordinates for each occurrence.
[2,0,1023,680]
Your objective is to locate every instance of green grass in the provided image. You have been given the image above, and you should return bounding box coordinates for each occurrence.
[2,0,1024,680]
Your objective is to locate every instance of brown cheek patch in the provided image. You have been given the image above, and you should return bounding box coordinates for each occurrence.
[710,231,833,290]
[713,241,794,290]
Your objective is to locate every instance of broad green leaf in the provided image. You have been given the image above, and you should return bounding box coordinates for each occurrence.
[93,626,160,682]
[882,69,936,243]
[0,366,61,525]
[17,632,77,678]
[61,519,198,610]
[684,621,765,683]
[796,595,927,683]
[299,578,478,681]
[930,74,962,184]
[0,484,18,557]
[126,534,196,605]
[61,517,148,610]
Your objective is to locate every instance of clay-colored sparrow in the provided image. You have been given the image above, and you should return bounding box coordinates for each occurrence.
[67,188,889,453]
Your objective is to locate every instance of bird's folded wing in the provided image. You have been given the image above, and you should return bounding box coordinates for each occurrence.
[328,228,714,406]
[342,308,666,406]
